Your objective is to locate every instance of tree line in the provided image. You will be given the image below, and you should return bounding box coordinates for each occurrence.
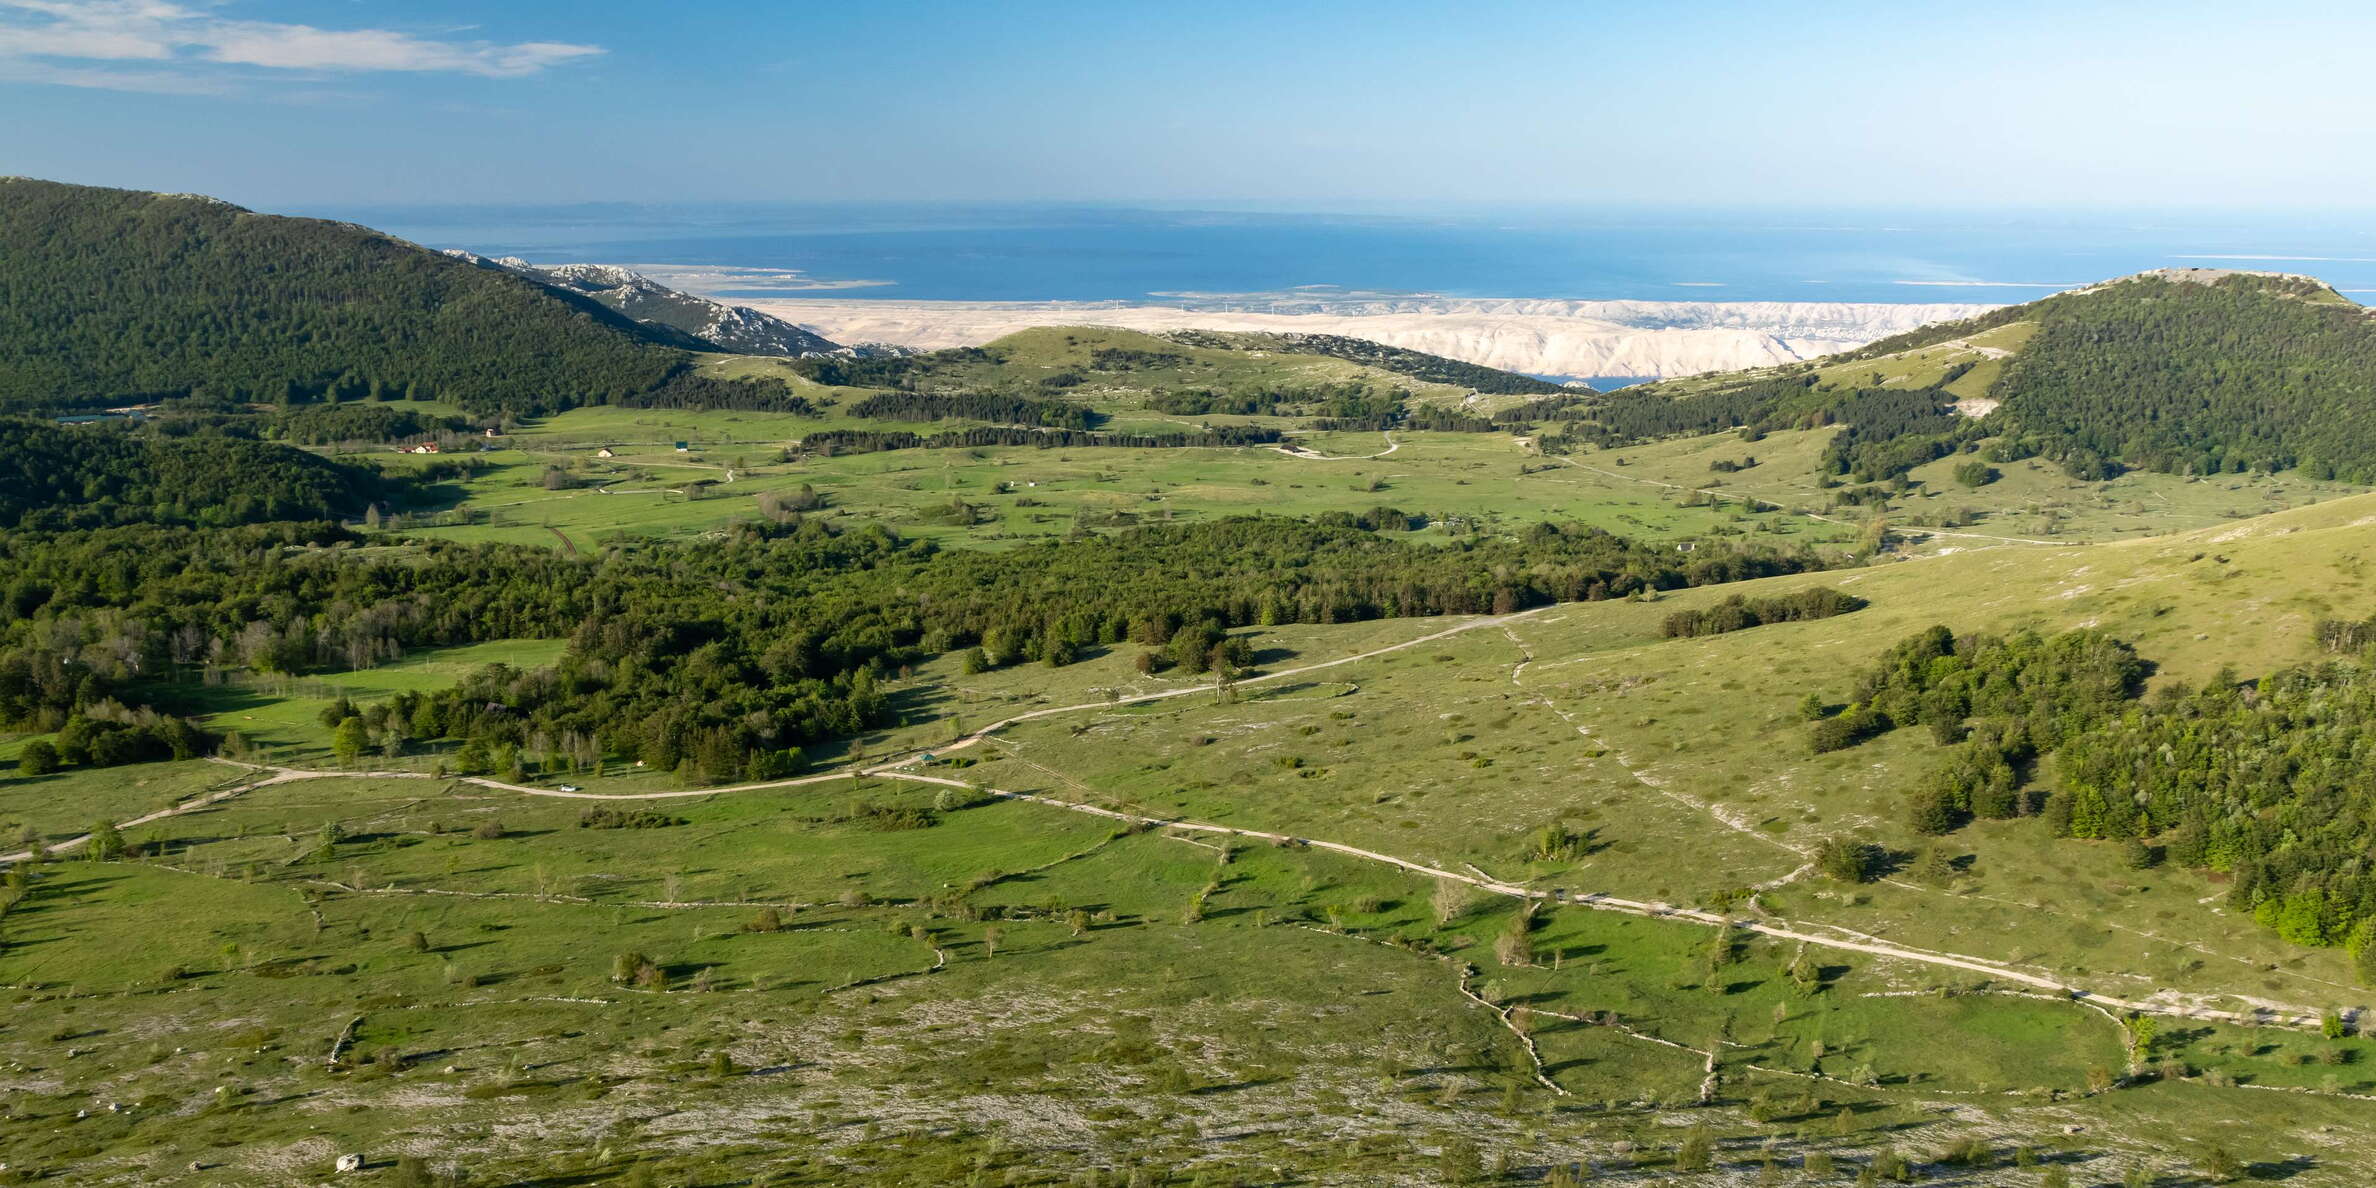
[1659,588,1864,639]
[1,510,1835,785]
[1160,330,1569,395]
[794,425,1282,455]
[1805,620,2376,974]
[846,391,1101,430]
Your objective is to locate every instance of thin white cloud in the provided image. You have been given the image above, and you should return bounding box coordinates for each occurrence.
[0,0,602,90]
[0,54,225,92]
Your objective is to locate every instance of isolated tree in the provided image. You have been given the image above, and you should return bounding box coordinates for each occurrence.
[1871,1149,1910,1182]
[1494,906,1535,967]
[1432,878,1475,926]
[1675,1126,1715,1172]
[331,716,369,768]
[86,819,126,861]
[1789,947,1823,994]
[2121,837,2157,870]
[1815,836,1873,883]
[2198,1145,2244,1183]
[1907,788,1959,836]
[17,739,58,776]
[1908,846,1956,884]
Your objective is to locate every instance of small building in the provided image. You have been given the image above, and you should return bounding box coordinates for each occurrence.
[595,446,618,458]
[402,442,439,454]
[673,441,691,452]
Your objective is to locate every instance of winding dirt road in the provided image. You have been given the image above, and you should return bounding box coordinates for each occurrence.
[6,598,2349,1033]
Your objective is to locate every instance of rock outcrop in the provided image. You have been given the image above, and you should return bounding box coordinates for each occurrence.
[448,254,845,357]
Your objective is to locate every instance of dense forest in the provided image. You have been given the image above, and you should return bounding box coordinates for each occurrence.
[0,419,387,530]
[0,509,1829,781]
[846,392,1101,429]
[1986,276,2376,479]
[1809,621,2376,971]
[267,403,465,446]
[1586,274,2376,483]
[609,372,822,414]
[0,179,749,416]
[1571,373,1979,482]
[2053,661,2376,961]
[1147,381,1395,419]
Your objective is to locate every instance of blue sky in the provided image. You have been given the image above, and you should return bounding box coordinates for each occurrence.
[6,1,2375,211]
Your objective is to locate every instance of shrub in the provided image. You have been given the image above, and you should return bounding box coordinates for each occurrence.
[1815,836,1876,883]
[16,739,58,776]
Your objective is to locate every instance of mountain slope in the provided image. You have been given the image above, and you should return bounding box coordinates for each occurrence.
[1589,269,2376,482]
[0,178,705,415]
[453,255,846,357]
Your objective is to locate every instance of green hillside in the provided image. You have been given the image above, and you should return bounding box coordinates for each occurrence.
[0,418,386,530]
[0,178,723,415]
[23,193,2376,1183]
[775,323,1552,426]
[8,496,2376,1183]
[1580,269,2376,482]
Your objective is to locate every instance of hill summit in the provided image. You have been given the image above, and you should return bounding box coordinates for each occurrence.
[0,178,752,416]
[1591,268,2376,482]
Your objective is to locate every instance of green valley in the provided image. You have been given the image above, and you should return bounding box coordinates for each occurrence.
[11,182,2376,1187]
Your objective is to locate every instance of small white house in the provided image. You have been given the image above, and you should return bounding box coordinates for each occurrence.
[595,447,618,459]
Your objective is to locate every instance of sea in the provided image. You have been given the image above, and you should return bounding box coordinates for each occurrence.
[331,202,2376,309]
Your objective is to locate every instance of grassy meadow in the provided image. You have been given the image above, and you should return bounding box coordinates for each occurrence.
[17,326,2376,1182]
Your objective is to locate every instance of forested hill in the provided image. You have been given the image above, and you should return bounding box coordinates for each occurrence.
[0,418,384,530]
[0,178,743,416]
[1161,330,1572,396]
[1984,273,2376,478]
[1587,270,2376,483]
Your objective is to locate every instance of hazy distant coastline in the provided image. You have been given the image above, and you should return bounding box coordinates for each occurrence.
[730,294,1995,381]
